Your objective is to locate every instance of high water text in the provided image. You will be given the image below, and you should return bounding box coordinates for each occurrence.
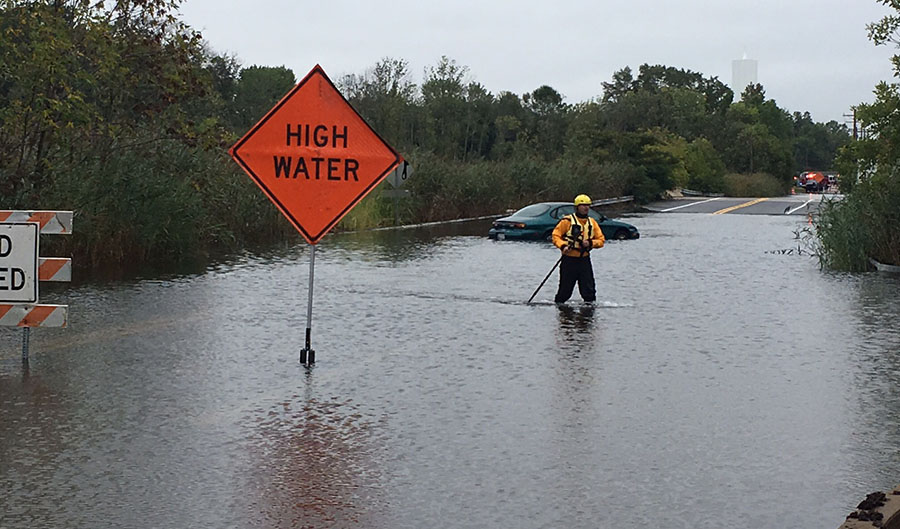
[273,124,359,181]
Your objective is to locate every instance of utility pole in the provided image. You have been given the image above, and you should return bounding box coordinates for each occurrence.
[844,109,858,140]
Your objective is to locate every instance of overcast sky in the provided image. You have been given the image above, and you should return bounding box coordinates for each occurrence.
[178,0,897,125]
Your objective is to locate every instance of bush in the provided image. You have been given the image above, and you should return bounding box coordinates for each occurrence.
[722,172,788,197]
[817,170,900,270]
[401,153,638,222]
[815,194,871,271]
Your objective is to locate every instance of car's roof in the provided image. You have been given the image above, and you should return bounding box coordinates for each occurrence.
[523,202,573,207]
[507,202,578,216]
[502,203,635,229]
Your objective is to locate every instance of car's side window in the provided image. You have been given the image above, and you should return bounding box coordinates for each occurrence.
[552,206,574,219]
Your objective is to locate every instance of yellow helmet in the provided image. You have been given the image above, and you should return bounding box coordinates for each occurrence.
[574,194,592,206]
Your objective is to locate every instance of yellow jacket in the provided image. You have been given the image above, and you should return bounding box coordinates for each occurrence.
[552,214,605,257]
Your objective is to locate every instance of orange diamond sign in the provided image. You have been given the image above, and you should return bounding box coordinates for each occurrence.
[229,65,401,244]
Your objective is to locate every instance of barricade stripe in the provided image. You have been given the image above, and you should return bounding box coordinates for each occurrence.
[28,211,55,229]
[37,306,67,328]
[0,304,68,327]
[22,305,55,326]
[39,258,71,282]
[0,210,72,234]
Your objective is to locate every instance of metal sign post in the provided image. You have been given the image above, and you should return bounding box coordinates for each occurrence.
[22,327,30,361]
[299,245,316,366]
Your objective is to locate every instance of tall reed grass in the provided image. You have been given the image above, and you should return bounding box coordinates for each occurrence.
[816,170,900,271]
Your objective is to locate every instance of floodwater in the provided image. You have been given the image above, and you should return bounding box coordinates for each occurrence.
[2,212,900,529]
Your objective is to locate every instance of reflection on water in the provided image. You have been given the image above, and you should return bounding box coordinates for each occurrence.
[844,275,900,491]
[2,213,900,528]
[244,393,388,528]
[555,303,598,346]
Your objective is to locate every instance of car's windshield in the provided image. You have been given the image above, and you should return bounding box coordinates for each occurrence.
[513,204,551,217]
[551,205,602,221]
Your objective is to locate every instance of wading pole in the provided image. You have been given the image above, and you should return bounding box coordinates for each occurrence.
[300,244,316,365]
[527,254,563,304]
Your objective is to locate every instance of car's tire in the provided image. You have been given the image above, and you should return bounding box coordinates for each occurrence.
[614,229,628,240]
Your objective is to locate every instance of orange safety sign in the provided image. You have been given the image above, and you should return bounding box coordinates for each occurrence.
[229,65,401,245]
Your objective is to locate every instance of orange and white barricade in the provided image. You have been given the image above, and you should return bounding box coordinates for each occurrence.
[0,210,73,358]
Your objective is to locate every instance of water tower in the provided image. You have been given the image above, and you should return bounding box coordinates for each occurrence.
[732,54,758,96]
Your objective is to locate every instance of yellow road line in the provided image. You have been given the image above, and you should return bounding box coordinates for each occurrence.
[711,197,769,215]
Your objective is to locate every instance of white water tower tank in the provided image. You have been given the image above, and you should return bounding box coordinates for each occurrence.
[732,55,758,95]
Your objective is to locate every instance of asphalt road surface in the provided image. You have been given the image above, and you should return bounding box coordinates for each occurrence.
[644,192,843,216]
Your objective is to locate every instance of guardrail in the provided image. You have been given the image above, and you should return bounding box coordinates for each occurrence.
[680,189,725,198]
[869,258,900,273]
[591,195,634,206]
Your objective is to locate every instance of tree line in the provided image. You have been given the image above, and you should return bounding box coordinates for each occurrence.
[0,0,850,271]
[332,58,850,219]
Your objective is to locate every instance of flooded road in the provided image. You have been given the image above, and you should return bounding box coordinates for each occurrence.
[2,212,900,528]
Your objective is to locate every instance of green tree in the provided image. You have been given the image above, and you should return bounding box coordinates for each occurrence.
[791,111,850,171]
[420,56,470,159]
[204,52,240,107]
[491,91,527,159]
[601,67,636,104]
[339,57,419,150]
[633,64,733,114]
[0,0,294,269]
[228,65,295,133]
[523,85,568,159]
[462,81,496,160]
[684,138,726,192]
[600,65,727,141]
[603,87,707,140]
[717,86,792,180]
[0,0,216,201]
[740,82,766,107]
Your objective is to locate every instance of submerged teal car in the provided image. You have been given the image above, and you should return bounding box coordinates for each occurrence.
[488,202,640,241]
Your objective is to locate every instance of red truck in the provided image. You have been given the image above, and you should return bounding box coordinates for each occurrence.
[797,171,829,193]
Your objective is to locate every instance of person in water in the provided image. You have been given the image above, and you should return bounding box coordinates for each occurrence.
[551,194,605,303]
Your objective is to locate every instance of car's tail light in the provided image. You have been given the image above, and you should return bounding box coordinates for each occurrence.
[493,221,527,229]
